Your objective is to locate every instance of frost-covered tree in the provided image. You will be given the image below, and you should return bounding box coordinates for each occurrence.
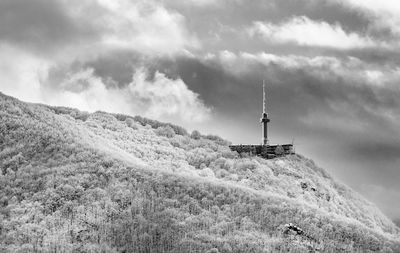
[0,92,399,253]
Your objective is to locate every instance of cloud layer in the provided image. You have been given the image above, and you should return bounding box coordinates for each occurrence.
[250,16,380,49]
[0,0,209,126]
[46,67,211,123]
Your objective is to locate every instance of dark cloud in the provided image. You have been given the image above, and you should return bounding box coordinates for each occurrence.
[164,55,400,127]
[0,0,98,54]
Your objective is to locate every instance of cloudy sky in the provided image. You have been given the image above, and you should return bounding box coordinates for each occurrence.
[1,0,400,221]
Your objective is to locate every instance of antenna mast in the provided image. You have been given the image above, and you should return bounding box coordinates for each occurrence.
[261,80,270,145]
[263,80,266,114]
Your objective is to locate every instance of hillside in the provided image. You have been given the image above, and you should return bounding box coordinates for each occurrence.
[0,92,399,252]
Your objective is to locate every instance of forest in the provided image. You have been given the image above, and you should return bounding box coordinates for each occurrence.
[0,92,400,252]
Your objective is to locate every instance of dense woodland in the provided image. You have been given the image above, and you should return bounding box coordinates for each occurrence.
[0,92,399,252]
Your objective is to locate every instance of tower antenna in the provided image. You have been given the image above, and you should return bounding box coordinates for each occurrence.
[261,80,270,145]
[263,80,266,114]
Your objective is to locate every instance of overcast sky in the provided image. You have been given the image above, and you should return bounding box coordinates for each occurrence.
[1,0,400,221]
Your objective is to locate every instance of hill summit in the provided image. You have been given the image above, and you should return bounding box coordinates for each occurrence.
[0,92,399,252]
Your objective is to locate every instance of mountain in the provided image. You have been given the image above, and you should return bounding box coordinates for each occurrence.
[0,92,399,252]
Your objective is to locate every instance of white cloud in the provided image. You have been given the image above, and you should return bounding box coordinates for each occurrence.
[169,0,219,7]
[0,45,50,103]
[44,67,212,124]
[91,0,199,55]
[0,44,211,125]
[250,16,378,49]
[125,68,211,122]
[232,51,360,73]
[218,50,238,67]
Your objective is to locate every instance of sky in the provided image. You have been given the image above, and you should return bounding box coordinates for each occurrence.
[0,0,400,221]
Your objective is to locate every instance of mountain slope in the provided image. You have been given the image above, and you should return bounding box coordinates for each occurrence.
[0,92,399,252]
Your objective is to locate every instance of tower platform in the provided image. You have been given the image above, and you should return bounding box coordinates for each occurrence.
[229,144,294,159]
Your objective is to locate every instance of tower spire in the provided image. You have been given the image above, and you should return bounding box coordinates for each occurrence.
[261,80,270,145]
[263,80,266,114]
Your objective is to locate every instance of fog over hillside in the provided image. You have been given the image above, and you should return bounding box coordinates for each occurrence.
[1,93,399,252]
